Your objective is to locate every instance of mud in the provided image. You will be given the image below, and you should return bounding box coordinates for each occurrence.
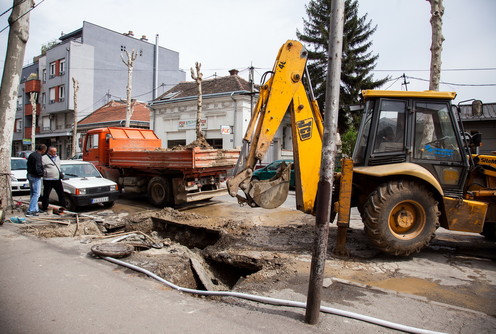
[17,200,496,316]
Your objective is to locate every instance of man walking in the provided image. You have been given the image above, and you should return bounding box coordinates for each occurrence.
[41,146,65,213]
[26,144,47,216]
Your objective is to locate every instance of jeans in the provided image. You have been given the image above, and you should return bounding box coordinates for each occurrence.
[27,174,42,213]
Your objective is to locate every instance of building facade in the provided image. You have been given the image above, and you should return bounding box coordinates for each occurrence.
[459,102,496,154]
[13,21,185,158]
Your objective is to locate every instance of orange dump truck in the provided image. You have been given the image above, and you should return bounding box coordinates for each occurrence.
[82,127,239,206]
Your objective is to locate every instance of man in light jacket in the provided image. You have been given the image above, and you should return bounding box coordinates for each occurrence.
[41,146,65,212]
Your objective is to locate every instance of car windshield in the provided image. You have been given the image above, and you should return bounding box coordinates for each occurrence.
[61,163,101,178]
[11,159,27,170]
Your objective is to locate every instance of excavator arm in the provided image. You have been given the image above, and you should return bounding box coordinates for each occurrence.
[227,41,324,214]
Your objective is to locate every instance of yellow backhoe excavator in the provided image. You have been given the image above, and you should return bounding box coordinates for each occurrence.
[227,40,496,256]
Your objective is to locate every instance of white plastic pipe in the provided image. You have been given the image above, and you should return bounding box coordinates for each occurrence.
[102,255,446,334]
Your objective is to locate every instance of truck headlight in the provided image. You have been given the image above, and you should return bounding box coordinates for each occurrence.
[110,185,117,191]
[11,174,18,182]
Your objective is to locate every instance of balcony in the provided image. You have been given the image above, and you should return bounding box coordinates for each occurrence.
[24,104,41,116]
[25,79,41,93]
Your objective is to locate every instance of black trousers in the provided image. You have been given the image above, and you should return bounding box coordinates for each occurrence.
[41,179,65,210]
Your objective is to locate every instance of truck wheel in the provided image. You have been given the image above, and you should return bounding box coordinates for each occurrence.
[148,176,172,207]
[64,194,77,212]
[362,180,440,256]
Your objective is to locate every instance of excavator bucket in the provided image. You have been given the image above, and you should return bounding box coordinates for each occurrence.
[248,162,292,209]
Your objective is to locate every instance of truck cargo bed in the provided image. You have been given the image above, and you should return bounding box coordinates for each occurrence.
[108,147,240,170]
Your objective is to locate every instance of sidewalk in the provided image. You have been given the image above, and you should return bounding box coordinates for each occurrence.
[0,223,494,334]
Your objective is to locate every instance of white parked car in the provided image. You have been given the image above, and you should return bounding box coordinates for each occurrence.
[10,157,29,192]
[49,160,119,211]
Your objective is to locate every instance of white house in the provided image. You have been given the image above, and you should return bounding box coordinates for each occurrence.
[149,70,294,163]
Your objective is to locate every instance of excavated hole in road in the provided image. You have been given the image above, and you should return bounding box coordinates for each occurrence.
[149,217,261,290]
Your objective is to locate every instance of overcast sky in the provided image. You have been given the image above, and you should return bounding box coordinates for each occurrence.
[1,0,495,103]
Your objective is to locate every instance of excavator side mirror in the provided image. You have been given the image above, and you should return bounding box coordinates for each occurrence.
[471,132,482,147]
[471,100,483,117]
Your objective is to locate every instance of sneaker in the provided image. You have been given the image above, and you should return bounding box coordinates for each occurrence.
[37,209,46,214]
[26,212,39,217]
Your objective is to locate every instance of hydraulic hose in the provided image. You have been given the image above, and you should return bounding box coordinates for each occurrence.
[102,254,446,334]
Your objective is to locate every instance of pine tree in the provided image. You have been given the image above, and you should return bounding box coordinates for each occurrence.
[297,0,388,131]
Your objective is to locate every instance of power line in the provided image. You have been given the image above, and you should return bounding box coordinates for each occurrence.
[373,67,496,72]
[407,75,496,87]
[0,0,45,34]
[0,0,28,18]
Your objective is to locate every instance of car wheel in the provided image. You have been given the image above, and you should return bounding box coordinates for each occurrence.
[102,201,115,209]
[64,194,77,212]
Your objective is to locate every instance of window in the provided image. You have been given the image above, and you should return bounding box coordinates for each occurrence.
[414,102,461,162]
[206,138,223,149]
[353,100,374,165]
[87,134,100,149]
[49,62,56,78]
[16,96,22,110]
[15,119,22,132]
[42,116,50,131]
[42,69,46,82]
[373,100,406,154]
[167,139,186,148]
[49,87,56,104]
[58,85,65,102]
[59,59,65,75]
[41,92,46,106]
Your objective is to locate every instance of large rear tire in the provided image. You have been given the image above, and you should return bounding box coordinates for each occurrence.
[147,176,172,207]
[362,180,440,256]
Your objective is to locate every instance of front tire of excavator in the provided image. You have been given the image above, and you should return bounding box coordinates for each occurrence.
[362,179,440,256]
[148,176,172,207]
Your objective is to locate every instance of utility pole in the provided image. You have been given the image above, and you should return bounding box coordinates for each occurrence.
[71,77,79,157]
[29,92,37,151]
[427,0,444,91]
[401,73,410,91]
[191,62,204,140]
[121,50,138,127]
[305,0,344,325]
[0,0,34,214]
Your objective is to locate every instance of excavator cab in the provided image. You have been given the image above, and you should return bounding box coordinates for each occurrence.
[353,90,471,196]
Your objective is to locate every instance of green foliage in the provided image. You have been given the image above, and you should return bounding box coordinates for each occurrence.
[340,125,358,158]
[40,39,59,55]
[297,0,388,133]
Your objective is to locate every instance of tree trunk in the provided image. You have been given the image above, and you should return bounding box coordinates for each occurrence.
[428,0,444,91]
[121,50,137,127]
[0,0,34,212]
[190,62,204,140]
[71,77,79,156]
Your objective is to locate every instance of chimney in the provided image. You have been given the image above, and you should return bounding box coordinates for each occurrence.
[140,35,148,41]
[124,30,134,37]
[229,69,239,76]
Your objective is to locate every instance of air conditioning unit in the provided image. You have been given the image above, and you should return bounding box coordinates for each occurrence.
[49,114,54,119]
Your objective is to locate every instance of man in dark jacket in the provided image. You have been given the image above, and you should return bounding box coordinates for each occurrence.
[26,144,47,216]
